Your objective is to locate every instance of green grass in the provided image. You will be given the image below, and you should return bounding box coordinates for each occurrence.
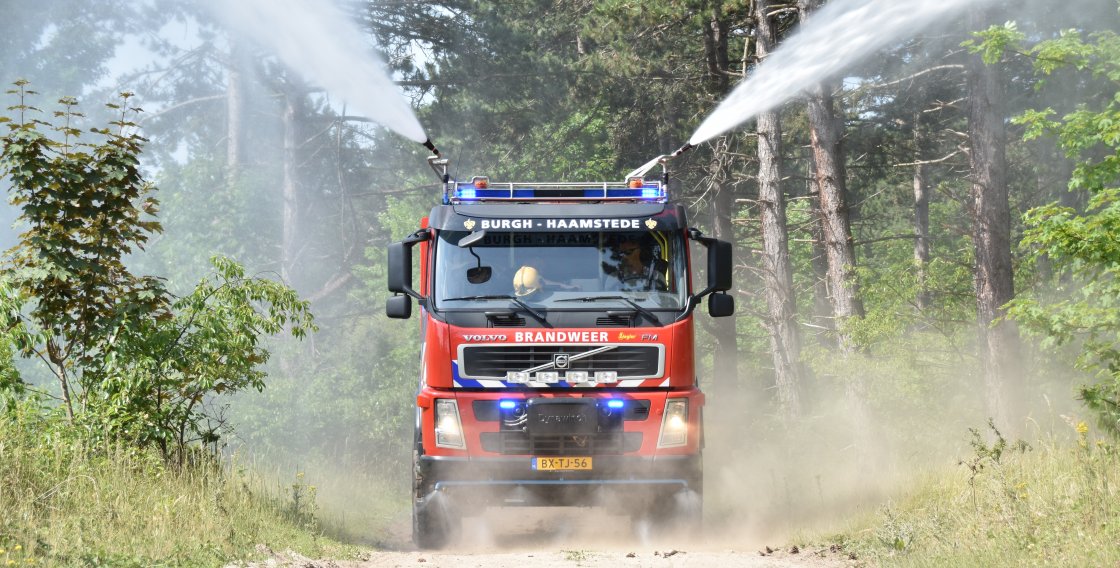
[0,406,364,567]
[824,422,1120,567]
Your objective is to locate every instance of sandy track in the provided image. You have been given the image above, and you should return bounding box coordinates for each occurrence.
[233,508,857,568]
[240,545,853,568]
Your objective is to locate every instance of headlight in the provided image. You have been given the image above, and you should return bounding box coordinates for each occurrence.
[435,399,465,449]
[657,398,689,448]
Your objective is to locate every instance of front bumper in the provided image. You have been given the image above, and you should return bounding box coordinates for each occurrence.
[416,454,701,507]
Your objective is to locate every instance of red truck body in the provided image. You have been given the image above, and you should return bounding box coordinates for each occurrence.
[387,177,733,547]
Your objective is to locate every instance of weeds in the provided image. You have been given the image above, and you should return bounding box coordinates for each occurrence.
[850,420,1120,566]
[875,506,915,552]
[0,404,358,566]
[288,472,320,532]
[562,549,590,562]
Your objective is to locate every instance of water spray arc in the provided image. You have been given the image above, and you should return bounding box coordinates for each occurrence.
[627,0,989,173]
[208,0,428,144]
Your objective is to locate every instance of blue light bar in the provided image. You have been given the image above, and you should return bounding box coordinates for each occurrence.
[499,400,517,410]
[444,180,667,204]
[606,399,624,409]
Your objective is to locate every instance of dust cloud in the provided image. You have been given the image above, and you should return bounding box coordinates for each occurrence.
[696,350,1084,550]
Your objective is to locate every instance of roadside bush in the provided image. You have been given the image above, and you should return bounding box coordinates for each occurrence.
[0,400,359,566]
[849,421,1120,567]
[0,84,313,462]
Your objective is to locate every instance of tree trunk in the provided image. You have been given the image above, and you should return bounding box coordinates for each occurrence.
[226,37,245,185]
[281,87,303,285]
[702,3,730,94]
[755,0,802,418]
[800,6,864,348]
[48,338,75,422]
[808,81,864,334]
[805,156,834,347]
[913,107,931,310]
[800,0,870,455]
[966,7,1022,432]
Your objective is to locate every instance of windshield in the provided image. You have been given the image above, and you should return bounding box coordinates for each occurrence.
[434,230,688,311]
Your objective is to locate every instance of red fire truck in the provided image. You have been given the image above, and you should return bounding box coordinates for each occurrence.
[387,155,733,548]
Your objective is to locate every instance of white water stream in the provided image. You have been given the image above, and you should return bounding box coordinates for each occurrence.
[689,0,986,145]
[208,0,427,143]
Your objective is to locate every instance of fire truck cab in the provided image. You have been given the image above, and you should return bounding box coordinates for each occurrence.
[387,167,733,548]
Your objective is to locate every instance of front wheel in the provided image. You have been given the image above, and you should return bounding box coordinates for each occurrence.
[412,449,457,549]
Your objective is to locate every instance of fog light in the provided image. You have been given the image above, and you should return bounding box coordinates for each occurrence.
[537,371,560,383]
[565,371,589,383]
[435,399,465,449]
[657,398,688,448]
[506,371,530,383]
[594,371,618,383]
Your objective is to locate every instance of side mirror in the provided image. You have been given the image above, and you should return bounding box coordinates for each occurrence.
[708,292,735,317]
[387,242,412,295]
[687,230,735,315]
[708,239,732,292]
[387,294,412,319]
[387,231,430,299]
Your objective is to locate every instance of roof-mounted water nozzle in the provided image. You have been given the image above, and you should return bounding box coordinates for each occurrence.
[625,142,695,186]
[421,137,440,157]
[421,137,450,182]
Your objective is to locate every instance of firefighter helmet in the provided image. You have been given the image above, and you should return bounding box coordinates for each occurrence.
[513,265,542,297]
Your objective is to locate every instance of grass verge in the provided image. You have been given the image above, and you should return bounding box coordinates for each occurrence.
[822,420,1120,567]
[0,404,364,567]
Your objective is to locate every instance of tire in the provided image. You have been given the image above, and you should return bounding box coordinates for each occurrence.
[412,449,456,549]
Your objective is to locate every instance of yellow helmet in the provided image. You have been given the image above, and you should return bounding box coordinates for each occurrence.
[513,265,542,297]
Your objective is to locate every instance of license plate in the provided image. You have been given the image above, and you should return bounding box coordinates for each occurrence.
[533,457,592,471]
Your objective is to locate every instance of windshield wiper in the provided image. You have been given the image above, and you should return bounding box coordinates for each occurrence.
[555,295,659,324]
[443,295,551,327]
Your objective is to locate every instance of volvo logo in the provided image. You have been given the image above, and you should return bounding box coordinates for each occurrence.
[464,334,507,342]
[553,354,570,369]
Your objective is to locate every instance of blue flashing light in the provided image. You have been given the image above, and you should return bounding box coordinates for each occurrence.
[457,188,478,200]
[606,399,625,409]
[499,400,517,410]
[640,188,662,199]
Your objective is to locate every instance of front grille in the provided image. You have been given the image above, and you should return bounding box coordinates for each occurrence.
[480,432,643,455]
[459,344,662,380]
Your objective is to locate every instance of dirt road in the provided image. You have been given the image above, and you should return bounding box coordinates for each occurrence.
[232,509,858,568]
[242,545,854,568]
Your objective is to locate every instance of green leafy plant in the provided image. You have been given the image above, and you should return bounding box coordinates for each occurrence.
[1,81,167,422]
[0,84,314,461]
[997,30,1120,435]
